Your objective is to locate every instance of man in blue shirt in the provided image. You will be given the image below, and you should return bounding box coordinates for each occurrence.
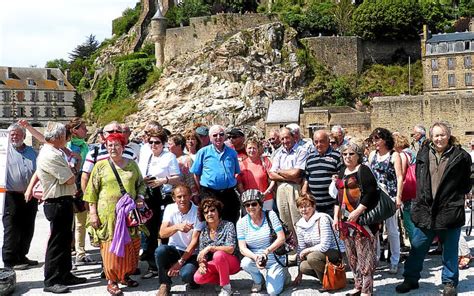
[191,125,240,224]
[3,123,38,270]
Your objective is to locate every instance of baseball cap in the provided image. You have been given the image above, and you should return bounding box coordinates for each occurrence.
[227,128,245,137]
[241,189,263,204]
[195,126,209,136]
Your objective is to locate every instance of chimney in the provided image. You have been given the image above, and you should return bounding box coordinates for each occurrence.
[65,69,70,82]
[421,24,431,57]
[46,69,52,80]
[7,67,13,79]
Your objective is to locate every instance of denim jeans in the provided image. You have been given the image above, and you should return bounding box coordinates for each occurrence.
[402,200,415,243]
[154,244,198,285]
[403,226,461,286]
[241,256,287,295]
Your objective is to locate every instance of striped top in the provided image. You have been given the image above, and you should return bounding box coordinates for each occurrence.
[82,143,138,174]
[237,210,284,265]
[304,148,342,214]
[295,212,344,265]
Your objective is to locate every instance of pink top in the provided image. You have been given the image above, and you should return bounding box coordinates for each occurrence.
[237,156,273,201]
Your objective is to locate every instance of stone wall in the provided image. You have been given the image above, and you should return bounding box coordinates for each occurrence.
[301,36,420,75]
[371,94,474,145]
[163,13,277,63]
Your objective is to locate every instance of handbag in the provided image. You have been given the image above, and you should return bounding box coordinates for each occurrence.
[266,211,297,267]
[401,151,417,202]
[109,159,153,227]
[322,224,347,290]
[357,168,396,225]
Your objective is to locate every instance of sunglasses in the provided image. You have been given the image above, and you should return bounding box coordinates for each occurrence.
[212,132,225,138]
[203,208,216,215]
[342,152,356,156]
[149,140,162,145]
[105,129,122,134]
[329,141,336,144]
[244,201,259,208]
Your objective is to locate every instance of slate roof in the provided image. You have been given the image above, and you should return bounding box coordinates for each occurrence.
[426,31,474,43]
[266,99,300,123]
[0,66,75,91]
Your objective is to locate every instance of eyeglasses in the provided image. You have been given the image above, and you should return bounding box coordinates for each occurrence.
[244,201,259,208]
[148,140,162,145]
[203,208,216,215]
[212,132,225,138]
[342,152,356,156]
[105,129,122,134]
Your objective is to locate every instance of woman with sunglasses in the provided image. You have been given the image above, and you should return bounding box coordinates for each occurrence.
[368,128,403,274]
[138,130,181,279]
[193,198,240,296]
[333,142,379,296]
[237,189,289,295]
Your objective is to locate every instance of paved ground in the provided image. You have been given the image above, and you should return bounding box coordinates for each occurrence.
[1,205,473,295]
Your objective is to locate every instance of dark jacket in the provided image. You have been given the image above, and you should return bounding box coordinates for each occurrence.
[411,143,471,230]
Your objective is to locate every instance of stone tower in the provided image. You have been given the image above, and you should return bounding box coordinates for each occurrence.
[151,6,167,68]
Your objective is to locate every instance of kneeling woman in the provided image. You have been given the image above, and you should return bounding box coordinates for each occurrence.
[193,198,240,295]
[237,189,289,295]
[293,195,345,285]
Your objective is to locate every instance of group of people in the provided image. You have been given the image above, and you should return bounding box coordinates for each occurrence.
[3,118,473,296]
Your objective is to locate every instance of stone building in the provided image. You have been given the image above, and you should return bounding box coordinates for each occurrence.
[0,67,76,127]
[421,20,474,95]
[265,100,301,137]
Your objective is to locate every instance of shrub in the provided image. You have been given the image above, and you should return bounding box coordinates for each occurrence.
[165,0,211,28]
[112,2,142,36]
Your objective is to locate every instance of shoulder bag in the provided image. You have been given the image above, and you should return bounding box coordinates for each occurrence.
[356,167,396,225]
[322,217,347,291]
[109,159,153,227]
[266,210,297,267]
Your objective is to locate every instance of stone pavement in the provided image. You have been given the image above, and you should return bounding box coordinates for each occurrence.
[1,205,473,295]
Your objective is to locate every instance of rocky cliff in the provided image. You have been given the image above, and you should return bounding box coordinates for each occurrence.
[126,22,306,135]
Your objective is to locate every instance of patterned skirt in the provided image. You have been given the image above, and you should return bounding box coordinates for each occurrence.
[100,238,140,283]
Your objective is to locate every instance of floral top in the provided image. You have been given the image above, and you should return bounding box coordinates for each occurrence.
[370,151,397,198]
[199,220,237,256]
[84,159,146,244]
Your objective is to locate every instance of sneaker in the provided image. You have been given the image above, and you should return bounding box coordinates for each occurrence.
[157,283,171,296]
[43,284,70,294]
[395,280,419,293]
[141,269,158,279]
[389,264,398,274]
[75,256,98,266]
[443,283,457,296]
[250,282,263,293]
[218,284,232,296]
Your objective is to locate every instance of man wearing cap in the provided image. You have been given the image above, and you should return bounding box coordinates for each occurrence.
[196,126,210,147]
[269,127,309,238]
[227,128,247,161]
[190,125,241,224]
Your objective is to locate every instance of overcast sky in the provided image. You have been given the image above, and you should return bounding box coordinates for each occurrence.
[0,0,138,68]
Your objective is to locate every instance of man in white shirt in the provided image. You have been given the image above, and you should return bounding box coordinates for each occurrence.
[155,184,204,296]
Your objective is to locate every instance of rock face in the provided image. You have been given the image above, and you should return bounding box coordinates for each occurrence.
[126,22,306,136]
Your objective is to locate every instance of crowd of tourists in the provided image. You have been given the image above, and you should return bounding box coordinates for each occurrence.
[3,118,473,296]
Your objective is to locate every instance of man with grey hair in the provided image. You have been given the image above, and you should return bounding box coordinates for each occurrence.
[2,123,38,271]
[286,123,314,153]
[190,124,241,224]
[331,125,348,151]
[37,122,86,293]
[411,124,426,153]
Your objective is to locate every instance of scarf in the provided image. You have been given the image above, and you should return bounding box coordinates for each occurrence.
[110,193,136,257]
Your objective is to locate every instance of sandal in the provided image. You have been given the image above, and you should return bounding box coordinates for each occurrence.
[122,276,139,287]
[107,282,123,295]
[458,255,471,270]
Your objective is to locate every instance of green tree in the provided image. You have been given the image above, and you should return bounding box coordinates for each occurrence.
[419,0,451,33]
[45,59,69,72]
[351,0,422,40]
[166,0,211,27]
[69,34,100,62]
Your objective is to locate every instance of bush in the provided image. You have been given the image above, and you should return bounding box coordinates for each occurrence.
[112,2,142,36]
[166,0,211,28]
[96,98,138,126]
[139,67,163,92]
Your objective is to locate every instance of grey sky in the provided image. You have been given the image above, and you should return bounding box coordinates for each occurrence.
[0,0,138,67]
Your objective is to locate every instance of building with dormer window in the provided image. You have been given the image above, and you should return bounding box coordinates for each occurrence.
[421,20,474,95]
[0,66,77,127]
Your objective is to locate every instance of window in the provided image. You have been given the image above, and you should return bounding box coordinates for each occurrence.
[27,78,35,86]
[58,79,65,86]
[448,42,454,52]
[2,91,11,102]
[45,107,52,117]
[16,91,25,102]
[466,41,471,51]
[426,44,432,54]
[57,107,65,117]
[44,92,52,102]
[447,58,455,70]
[466,73,473,86]
[17,107,26,117]
[448,74,456,87]
[432,75,439,88]
[465,56,472,69]
[57,92,64,102]
[30,91,38,102]
[431,59,438,70]
[3,107,11,117]
[454,41,464,52]
[31,107,39,117]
